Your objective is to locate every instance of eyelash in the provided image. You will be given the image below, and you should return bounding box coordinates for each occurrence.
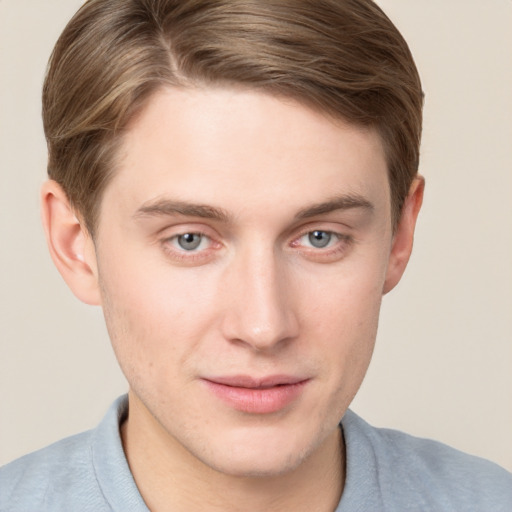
[290,229,353,261]
[160,231,217,264]
[160,228,353,264]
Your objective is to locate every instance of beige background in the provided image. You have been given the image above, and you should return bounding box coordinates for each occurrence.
[1,0,511,471]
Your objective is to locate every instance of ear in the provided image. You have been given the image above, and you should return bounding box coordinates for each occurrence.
[383,176,425,294]
[41,180,101,305]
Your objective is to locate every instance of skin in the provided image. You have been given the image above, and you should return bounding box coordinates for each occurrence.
[41,87,423,511]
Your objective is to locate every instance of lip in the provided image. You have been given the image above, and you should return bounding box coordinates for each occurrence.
[202,375,309,414]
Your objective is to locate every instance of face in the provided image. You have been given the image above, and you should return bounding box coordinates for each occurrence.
[91,87,398,477]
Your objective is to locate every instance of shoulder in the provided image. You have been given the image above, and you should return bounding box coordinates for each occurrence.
[341,410,512,511]
[0,396,132,512]
[0,430,108,512]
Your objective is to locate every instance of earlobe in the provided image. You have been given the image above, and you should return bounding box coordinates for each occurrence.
[41,180,101,305]
[383,176,425,294]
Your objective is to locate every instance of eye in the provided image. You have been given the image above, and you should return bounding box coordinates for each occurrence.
[305,230,335,248]
[290,228,353,262]
[300,230,339,249]
[171,232,209,251]
[160,229,221,265]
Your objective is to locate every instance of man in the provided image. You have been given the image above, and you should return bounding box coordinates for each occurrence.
[1,0,510,510]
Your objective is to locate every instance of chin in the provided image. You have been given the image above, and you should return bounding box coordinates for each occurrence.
[195,425,318,478]
[206,449,307,479]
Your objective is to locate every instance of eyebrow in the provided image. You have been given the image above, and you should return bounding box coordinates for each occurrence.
[134,199,231,222]
[294,194,374,219]
[134,193,374,223]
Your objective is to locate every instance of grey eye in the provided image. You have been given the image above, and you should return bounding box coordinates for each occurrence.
[177,233,203,251]
[308,230,332,248]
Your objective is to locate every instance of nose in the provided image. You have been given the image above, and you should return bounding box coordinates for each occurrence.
[220,245,299,352]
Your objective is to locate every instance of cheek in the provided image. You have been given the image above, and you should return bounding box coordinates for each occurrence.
[302,252,386,335]
[97,251,219,385]
[319,287,381,379]
[299,261,385,389]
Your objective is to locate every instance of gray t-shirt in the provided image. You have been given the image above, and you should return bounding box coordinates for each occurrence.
[1,395,511,511]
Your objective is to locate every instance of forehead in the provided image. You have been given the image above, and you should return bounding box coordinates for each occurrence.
[105,86,390,223]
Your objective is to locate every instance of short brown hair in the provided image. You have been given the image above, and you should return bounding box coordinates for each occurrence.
[43,0,423,236]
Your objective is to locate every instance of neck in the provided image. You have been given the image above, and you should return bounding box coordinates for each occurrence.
[121,392,345,512]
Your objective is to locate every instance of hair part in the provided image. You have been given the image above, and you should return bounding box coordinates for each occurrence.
[43,0,423,236]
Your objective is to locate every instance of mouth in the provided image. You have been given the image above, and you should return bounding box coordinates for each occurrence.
[201,375,310,414]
